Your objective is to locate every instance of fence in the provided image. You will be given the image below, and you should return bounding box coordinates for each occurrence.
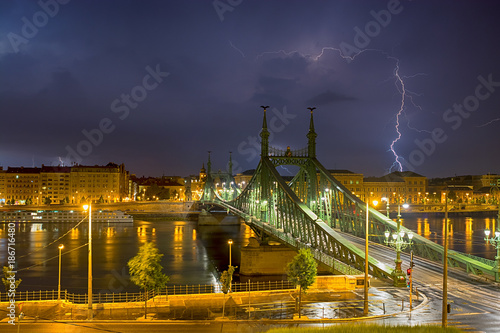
[0,280,295,304]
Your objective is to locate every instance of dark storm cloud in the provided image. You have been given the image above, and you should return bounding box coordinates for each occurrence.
[306,90,355,106]
[1,0,500,177]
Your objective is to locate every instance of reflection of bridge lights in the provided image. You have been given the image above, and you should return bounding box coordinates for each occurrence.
[174,225,184,242]
[484,204,500,277]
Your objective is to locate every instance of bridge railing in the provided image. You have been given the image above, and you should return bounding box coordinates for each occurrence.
[312,159,499,281]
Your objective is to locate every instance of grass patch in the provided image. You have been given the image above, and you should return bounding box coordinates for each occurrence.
[266,324,462,333]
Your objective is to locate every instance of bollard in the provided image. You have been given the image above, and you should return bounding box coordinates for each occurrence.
[401,299,404,311]
[383,303,385,314]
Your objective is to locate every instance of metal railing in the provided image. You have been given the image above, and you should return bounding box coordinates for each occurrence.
[0,281,295,304]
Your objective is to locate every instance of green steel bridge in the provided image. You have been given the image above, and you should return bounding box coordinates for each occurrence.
[200,107,500,284]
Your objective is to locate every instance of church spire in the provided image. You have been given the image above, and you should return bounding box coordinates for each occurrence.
[260,106,270,157]
[307,107,317,158]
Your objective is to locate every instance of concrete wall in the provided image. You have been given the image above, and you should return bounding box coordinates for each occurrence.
[309,275,366,291]
[240,238,298,276]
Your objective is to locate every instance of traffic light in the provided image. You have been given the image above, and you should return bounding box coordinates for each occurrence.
[407,268,411,276]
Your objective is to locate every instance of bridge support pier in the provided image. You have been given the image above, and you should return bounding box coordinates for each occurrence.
[240,237,331,276]
[240,238,297,276]
[198,209,240,226]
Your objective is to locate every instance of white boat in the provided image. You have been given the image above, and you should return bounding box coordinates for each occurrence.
[0,210,134,223]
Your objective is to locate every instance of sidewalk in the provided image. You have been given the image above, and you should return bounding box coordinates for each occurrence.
[0,283,425,323]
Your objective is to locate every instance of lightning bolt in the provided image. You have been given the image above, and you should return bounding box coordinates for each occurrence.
[387,59,405,172]
[229,40,245,58]
[256,47,373,63]
[403,109,432,134]
[279,165,293,175]
[256,47,426,172]
[477,118,500,127]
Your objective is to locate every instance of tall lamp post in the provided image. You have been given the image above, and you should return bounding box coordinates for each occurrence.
[442,192,449,328]
[484,203,500,282]
[363,201,369,315]
[58,244,64,301]
[228,239,233,267]
[83,203,93,320]
[228,239,233,292]
[384,200,413,287]
[381,197,390,218]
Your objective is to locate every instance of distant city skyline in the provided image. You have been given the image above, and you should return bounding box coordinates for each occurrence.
[1,1,500,178]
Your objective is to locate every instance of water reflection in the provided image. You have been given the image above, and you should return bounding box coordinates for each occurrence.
[402,215,497,259]
[2,214,498,293]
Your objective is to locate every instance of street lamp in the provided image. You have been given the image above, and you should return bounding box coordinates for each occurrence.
[384,199,413,287]
[381,197,390,218]
[58,244,64,301]
[364,201,369,315]
[484,203,500,281]
[83,203,93,320]
[228,239,233,292]
[228,239,233,267]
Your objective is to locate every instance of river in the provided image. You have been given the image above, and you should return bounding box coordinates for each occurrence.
[0,214,497,293]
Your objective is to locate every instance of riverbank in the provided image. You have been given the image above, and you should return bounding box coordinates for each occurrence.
[0,283,424,322]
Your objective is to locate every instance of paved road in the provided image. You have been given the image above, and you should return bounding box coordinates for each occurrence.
[340,232,500,332]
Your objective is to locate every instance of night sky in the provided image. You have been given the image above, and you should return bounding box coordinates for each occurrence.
[1,0,499,178]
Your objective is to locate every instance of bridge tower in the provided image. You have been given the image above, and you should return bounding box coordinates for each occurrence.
[255,106,320,214]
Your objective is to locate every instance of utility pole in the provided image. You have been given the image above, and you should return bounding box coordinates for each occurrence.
[364,201,369,315]
[442,192,448,328]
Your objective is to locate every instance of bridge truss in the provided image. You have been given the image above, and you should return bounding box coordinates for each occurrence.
[201,108,499,283]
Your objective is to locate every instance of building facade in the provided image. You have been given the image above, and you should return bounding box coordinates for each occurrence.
[0,163,130,205]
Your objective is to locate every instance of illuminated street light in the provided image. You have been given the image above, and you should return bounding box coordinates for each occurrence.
[228,239,233,267]
[228,239,233,292]
[58,244,64,301]
[384,198,413,287]
[83,203,93,320]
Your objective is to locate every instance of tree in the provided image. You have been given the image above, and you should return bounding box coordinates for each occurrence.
[44,197,52,205]
[25,197,33,205]
[2,266,21,292]
[286,248,317,318]
[220,266,236,318]
[127,242,169,318]
[98,195,104,204]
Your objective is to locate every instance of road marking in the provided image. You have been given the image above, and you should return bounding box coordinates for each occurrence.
[449,312,489,316]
